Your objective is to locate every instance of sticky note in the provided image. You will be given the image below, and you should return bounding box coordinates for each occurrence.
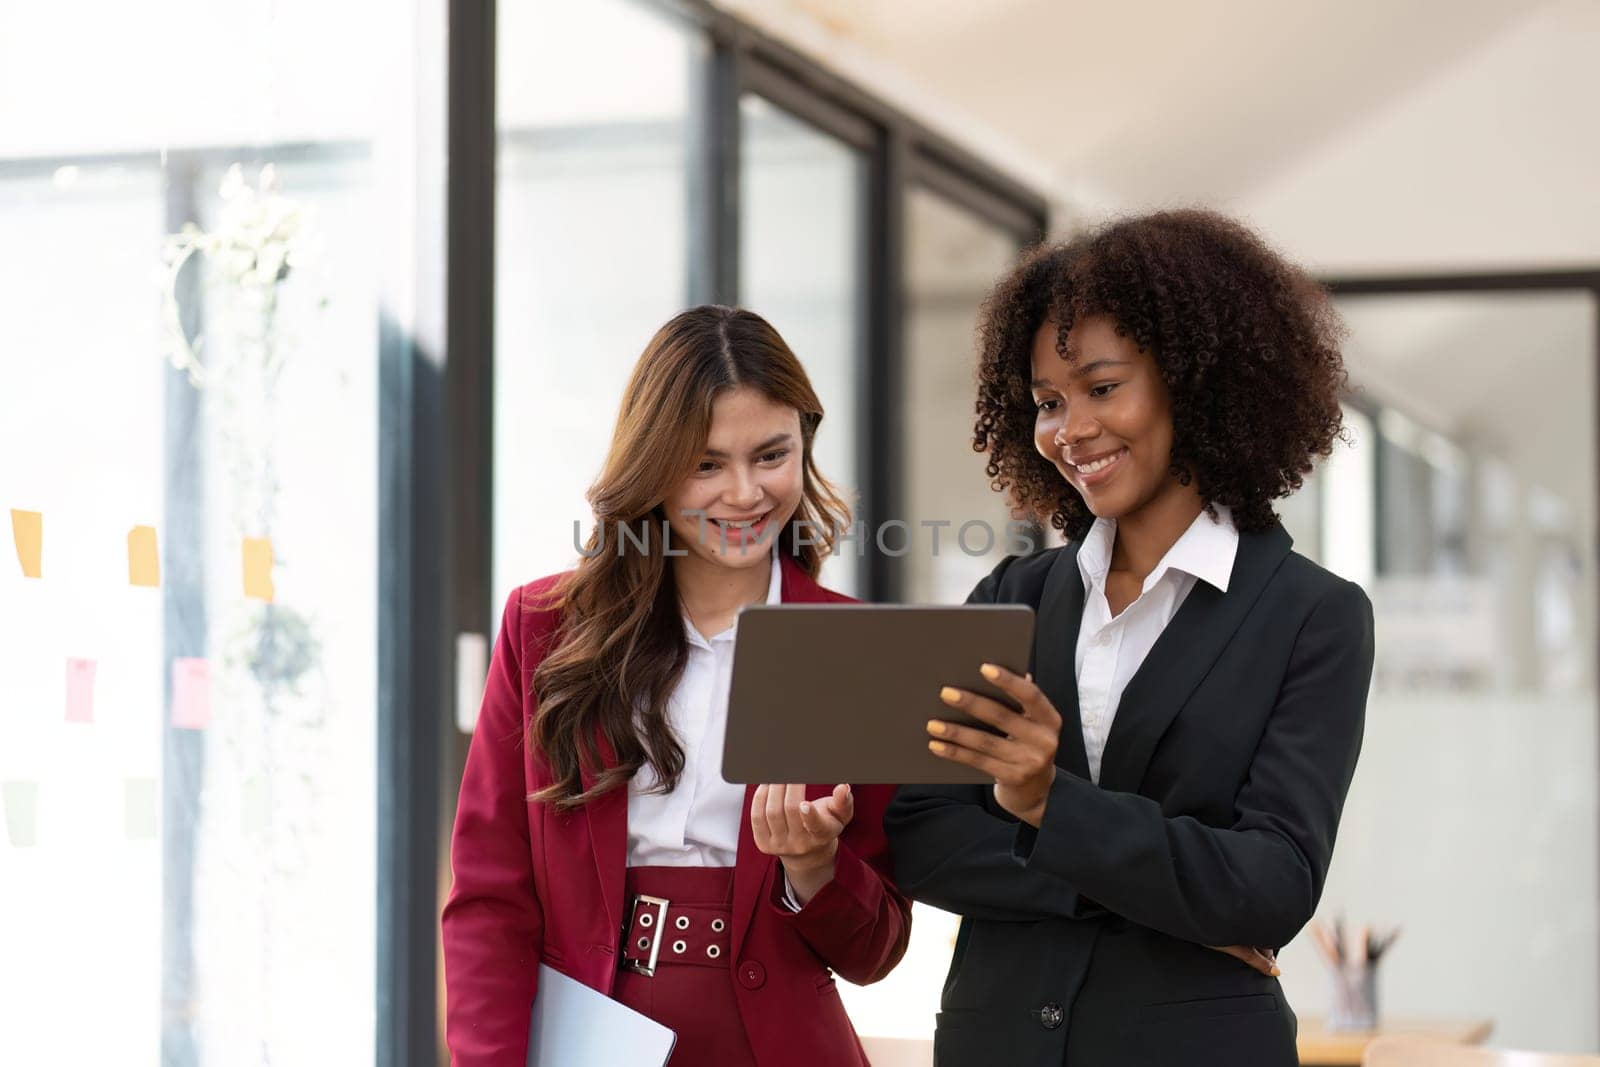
[171,657,211,730]
[128,525,161,587]
[66,657,96,723]
[11,509,42,578]
[242,537,275,601]
[124,778,158,840]
[2,781,39,847]
[241,775,269,836]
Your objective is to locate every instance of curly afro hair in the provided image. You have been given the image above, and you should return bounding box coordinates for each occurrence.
[974,208,1349,542]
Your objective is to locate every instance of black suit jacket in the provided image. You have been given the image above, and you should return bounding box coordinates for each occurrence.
[885,523,1375,1067]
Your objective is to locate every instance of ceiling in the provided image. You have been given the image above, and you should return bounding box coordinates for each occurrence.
[719,0,1544,209]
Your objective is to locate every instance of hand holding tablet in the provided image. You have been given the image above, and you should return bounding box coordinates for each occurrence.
[927,662,1063,827]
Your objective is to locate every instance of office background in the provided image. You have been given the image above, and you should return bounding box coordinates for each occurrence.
[2,0,1598,1062]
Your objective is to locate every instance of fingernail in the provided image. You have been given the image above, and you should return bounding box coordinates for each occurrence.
[980,663,999,681]
[927,719,945,735]
[1271,966,1281,976]
[800,801,811,814]
[928,740,946,754]
[939,687,961,705]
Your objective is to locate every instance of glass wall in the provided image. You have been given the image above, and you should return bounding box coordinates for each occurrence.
[898,186,1034,604]
[1277,289,1600,1051]
[492,0,694,612]
[739,95,867,595]
[0,4,383,1064]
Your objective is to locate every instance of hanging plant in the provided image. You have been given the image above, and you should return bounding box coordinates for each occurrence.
[158,162,324,387]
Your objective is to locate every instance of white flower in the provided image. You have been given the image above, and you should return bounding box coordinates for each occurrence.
[220,163,246,202]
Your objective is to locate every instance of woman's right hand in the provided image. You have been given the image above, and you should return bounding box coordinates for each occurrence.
[1209,944,1280,977]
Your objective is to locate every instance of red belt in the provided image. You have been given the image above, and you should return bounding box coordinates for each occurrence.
[621,892,734,977]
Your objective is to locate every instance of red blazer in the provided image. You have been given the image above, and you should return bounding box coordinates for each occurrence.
[442,555,912,1066]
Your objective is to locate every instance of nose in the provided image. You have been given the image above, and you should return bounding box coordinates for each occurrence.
[726,467,764,510]
[1055,404,1098,450]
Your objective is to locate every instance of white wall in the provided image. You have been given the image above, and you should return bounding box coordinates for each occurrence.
[1276,691,1600,1053]
[1234,0,1600,274]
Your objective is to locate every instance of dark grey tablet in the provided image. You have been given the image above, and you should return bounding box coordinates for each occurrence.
[721,604,1036,785]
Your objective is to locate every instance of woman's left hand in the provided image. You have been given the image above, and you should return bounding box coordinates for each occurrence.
[751,783,854,906]
[928,663,1061,827]
[1209,944,1281,977]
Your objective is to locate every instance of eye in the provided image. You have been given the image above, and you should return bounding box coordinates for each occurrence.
[757,448,791,465]
[1035,398,1060,413]
[696,460,718,474]
[1089,383,1119,399]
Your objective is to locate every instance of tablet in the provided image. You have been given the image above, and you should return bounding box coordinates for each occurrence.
[722,604,1036,785]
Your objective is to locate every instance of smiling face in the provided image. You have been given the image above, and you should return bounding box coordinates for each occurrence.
[661,385,805,571]
[1029,315,1188,523]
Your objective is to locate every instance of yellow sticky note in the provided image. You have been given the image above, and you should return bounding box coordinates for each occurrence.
[11,509,42,578]
[128,525,161,587]
[242,537,275,602]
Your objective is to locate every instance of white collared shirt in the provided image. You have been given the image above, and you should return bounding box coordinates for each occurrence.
[1074,505,1240,784]
[625,552,783,868]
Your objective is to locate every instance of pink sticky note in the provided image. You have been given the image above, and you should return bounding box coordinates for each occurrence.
[65,658,96,723]
[171,657,211,730]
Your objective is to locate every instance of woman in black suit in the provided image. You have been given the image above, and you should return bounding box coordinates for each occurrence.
[886,209,1375,1067]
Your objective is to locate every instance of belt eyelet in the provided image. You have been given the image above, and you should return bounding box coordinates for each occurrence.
[675,915,690,930]
[706,944,721,959]
[672,940,686,954]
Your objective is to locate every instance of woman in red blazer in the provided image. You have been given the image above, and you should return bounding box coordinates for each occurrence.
[442,305,911,1066]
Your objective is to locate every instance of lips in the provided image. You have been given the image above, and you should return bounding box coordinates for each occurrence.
[1068,447,1127,487]
[708,509,772,546]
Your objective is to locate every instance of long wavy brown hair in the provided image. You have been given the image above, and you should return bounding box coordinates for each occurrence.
[528,305,852,809]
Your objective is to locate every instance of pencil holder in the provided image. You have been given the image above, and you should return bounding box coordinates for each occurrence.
[1328,960,1378,1031]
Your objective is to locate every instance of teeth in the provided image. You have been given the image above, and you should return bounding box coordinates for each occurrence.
[1076,451,1123,474]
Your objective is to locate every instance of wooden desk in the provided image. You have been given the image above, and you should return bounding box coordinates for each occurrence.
[1298,1018,1494,1066]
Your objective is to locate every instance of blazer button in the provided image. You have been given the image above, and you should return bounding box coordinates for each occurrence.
[1038,1002,1064,1030]
[738,961,767,989]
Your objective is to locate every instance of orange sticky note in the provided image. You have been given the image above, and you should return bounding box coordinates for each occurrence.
[171,657,211,730]
[242,537,275,601]
[128,525,161,587]
[11,508,42,578]
[66,658,96,723]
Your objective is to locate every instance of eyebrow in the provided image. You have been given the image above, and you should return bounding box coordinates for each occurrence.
[1030,359,1132,388]
[703,432,795,460]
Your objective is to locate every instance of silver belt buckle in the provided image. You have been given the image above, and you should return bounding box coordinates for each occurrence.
[622,894,669,977]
